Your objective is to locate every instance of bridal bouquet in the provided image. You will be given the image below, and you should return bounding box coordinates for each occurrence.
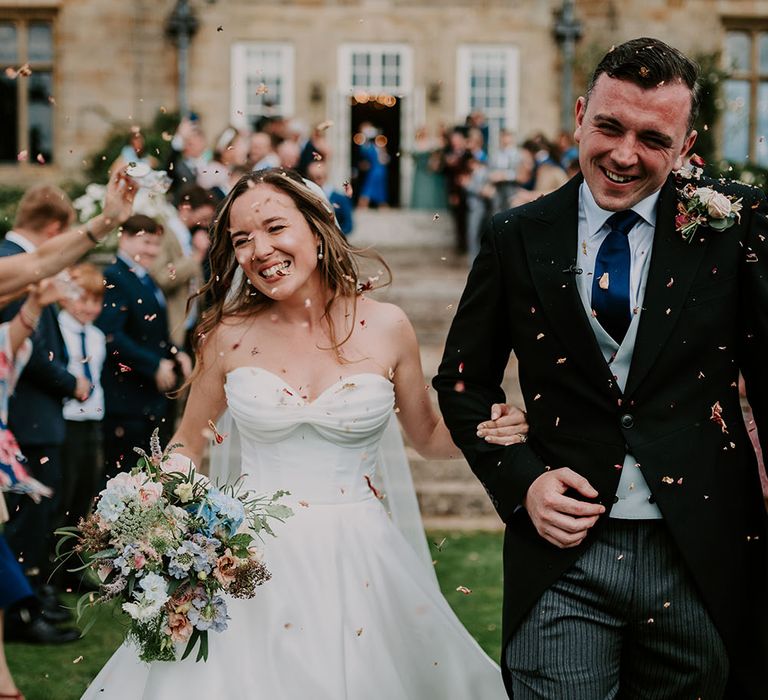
[56,430,293,663]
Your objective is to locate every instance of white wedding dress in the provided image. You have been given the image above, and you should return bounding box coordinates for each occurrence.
[82,367,506,699]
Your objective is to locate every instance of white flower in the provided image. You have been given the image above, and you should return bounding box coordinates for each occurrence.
[102,471,143,500]
[122,596,163,622]
[139,572,169,606]
[706,191,732,219]
[174,482,195,503]
[95,491,126,522]
[693,187,716,206]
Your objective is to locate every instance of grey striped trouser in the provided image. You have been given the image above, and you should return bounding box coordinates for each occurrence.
[505,520,728,699]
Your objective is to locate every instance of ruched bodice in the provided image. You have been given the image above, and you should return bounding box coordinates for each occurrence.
[225,367,394,505]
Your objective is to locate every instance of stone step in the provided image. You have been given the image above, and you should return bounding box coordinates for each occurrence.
[350,209,454,248]
[415,480,498,518]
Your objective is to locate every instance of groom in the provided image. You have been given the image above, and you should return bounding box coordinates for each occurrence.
[435,38,767,698]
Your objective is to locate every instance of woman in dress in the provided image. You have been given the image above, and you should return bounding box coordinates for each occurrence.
[83,168,526,699]
[0,278,78,700]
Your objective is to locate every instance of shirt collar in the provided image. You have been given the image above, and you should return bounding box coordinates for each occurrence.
[117,251,148,278]
[581,182,660,239]
[5,231,37,252]
[58,309,86,333]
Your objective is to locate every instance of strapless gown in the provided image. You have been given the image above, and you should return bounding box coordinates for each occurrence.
[82,367,506,699]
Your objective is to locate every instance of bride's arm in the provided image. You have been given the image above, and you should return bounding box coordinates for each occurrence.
[170,329,228,469]
[389,306,527,460]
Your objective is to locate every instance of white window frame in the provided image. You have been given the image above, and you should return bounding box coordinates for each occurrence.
[338,43,413,95]
[456,45,519,153]
[230,42,295,129]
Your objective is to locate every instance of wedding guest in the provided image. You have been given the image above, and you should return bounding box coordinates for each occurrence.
[249,131,281,172]
[298,121,332,176]
[463,156,495,262]
[277,139,301,170]
[356,122,389,209]
[510,136,568,206]
[149,185,214,349]
[57,263,107,550]
[110,127,157,175]
[97,215,191,485]
[197,125,249,199]
[1,279,82,691]
[487,129,523,210]
[306,160,354,236]
[409,126,448,211]
[166,117,210,205]
[0,186,93,617]
[443,127,472,253]
[0,168,134,298]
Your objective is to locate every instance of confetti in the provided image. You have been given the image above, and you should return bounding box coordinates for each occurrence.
[710,401,728,434]
[364,475,384,500]
[432,213,440,221]
[598,272,610,290]
[456,586,472,595]
[73,655,84,664]
[118,363,132,373]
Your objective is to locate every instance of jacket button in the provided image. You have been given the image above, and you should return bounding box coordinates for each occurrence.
[620,414,634,429]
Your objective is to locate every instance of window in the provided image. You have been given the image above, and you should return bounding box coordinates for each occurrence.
[231,43,294,130]
[0,17,54,164]
[339,44,413,94]
[456,46,519,154]
[722,28,768,166]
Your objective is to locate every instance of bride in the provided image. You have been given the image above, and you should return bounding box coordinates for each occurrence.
[82,168,527,699]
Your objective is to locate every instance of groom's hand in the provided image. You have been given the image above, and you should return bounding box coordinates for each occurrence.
[524,468,605,548]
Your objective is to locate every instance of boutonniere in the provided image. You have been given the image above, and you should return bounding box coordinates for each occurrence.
[674,155,742,244]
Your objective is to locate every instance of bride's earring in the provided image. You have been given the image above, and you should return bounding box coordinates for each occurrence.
[317,239,324,260]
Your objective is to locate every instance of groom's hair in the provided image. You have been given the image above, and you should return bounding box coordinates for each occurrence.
[586,37,701,133]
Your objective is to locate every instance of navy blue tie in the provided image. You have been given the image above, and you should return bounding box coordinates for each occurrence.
[140,273,165,308]
[591,210,642,345]
[79,329,94,398]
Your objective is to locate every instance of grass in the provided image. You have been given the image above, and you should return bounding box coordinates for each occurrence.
[6,530,504,699]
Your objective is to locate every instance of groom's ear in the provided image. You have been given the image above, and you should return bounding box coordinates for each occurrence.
[674,129,698,171]
[573,96,587,143]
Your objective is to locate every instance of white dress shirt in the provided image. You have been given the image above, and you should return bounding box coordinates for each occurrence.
[59,310,106,421]
[576,182,663,519]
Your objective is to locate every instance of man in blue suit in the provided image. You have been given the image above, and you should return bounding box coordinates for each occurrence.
[0,184,88,642]
[97,214,191,484]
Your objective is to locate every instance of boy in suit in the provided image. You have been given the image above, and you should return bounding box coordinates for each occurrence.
[97,215,191,483]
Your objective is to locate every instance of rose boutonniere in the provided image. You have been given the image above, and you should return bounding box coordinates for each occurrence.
[674,155,742,244]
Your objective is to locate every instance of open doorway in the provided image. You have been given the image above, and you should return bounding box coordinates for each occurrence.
[349,94,401,207]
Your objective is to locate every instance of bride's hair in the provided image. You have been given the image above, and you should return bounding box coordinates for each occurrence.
[189,167,390,367]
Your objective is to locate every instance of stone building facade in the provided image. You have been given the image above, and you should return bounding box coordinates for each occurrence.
[1,0,767,199]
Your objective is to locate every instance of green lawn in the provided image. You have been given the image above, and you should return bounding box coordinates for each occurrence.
[6,530,504,699]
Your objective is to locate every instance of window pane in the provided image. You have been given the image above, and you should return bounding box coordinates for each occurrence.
[28,22,53,62]
[756,82,768,166]
[28,71,53,163]
[723,80,750,162]
[759,33,768,73]
[725,31,751,72]
[0,23,18,63]
[0,75,18,161]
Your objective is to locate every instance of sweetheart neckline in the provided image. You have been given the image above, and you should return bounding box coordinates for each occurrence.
[225,366,392,406]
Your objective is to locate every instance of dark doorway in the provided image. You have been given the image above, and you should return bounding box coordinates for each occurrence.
[349,95,401,207]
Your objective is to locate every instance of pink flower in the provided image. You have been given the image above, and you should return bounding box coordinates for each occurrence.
[213,549,239,588]
[138,480,163,506]
[161,452,196,476]
[165,611,193,644]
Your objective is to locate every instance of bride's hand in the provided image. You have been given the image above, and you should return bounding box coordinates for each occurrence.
[476,404,529,445]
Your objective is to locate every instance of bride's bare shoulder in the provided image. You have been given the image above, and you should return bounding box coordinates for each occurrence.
[355,296,413,336]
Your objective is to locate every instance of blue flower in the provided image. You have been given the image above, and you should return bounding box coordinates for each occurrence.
[167,539,211,579]
[187,593,228,632]
[196,489,244,538]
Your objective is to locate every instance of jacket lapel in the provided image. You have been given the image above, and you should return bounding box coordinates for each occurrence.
[520,176,623,400]
[624,175,709,397]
